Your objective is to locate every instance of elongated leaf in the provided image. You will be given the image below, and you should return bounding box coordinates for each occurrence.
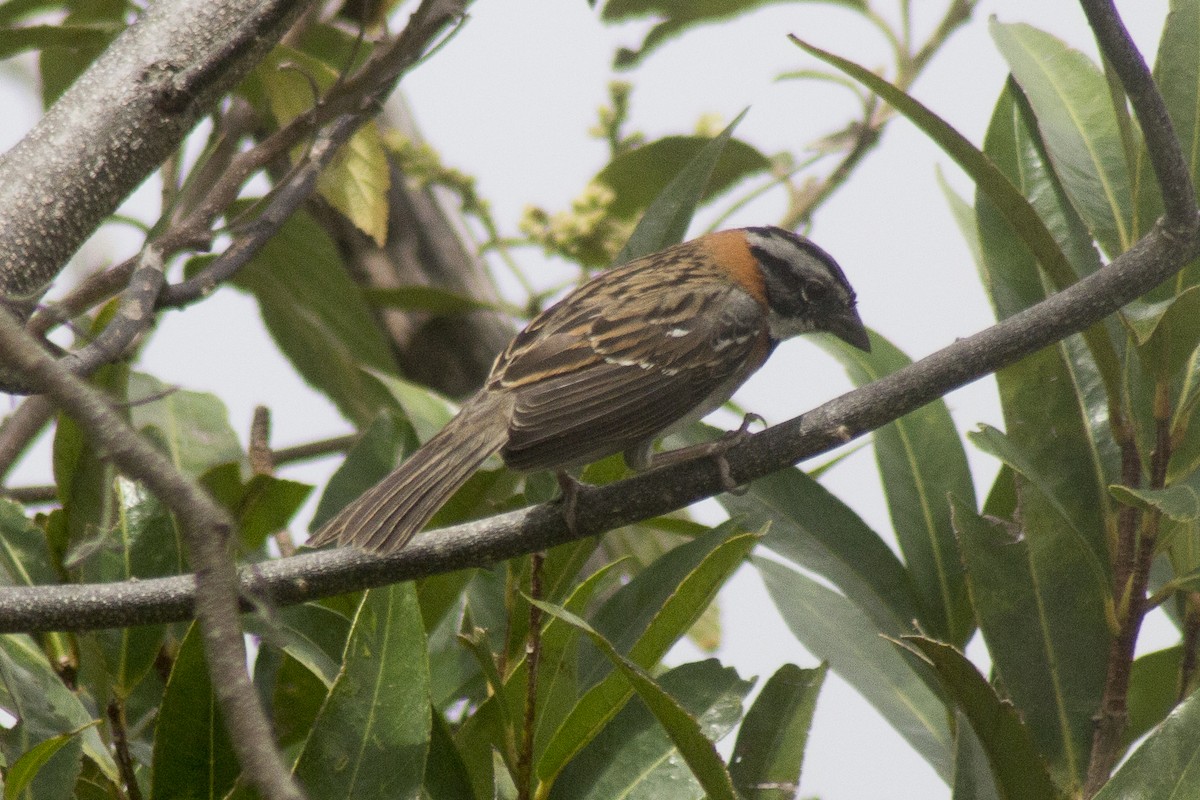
[615,109,748,264]
[900,637,1062,800]
[1151,0,1200,287]
[38,1,123,106]
[363,285,499,315]
[83,480,181,697]
[1110,466,1200,521]
[4,722,99,800]
[755,556,952,780]
[595,136,770,218]
[127,373,243,479]
[951,494,1108,793]
[1125,646,1185,752]
[0,23,117,58]
[1123,286,1200,380]
[425,710,478,800]
[309,412,405,532]
[551,659,752,800]
[150,623,238,800]
[259,47,390,244]
[294,583,431,797]
[603,0,865,67]
[991,21,1134,257]
[534,603,739,800]
[1094,683,1200,798]
[790,36,1078,293]
[538,524,757,788]
[0,635,119,794]
[0,500,57,588]
[821,331,974,645]
[584,522,757,683]
[700,425,921,637]
[976,83,1120,531]
[952,709,1003,800]
[232,209,400,425]
[729,663,826,800]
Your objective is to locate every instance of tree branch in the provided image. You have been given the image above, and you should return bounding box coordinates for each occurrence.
[0,309,305,799]
[0,208,1195,633]
[0,0,308,383]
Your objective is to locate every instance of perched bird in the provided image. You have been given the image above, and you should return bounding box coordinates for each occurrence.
[309,226,869,555]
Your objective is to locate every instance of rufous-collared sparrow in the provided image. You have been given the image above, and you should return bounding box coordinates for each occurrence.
[309,225,869,555]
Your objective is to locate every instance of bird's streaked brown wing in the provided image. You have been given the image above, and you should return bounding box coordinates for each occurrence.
[496,279,769,473]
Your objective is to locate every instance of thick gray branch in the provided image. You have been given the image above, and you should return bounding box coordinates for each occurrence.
[0,0,307,385]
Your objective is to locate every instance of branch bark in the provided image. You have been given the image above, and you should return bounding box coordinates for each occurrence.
[0,209,1195,634]
[0,308,305,800]
[0,0,307,329]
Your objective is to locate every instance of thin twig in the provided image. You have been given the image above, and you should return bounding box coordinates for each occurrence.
[517,551,545,800]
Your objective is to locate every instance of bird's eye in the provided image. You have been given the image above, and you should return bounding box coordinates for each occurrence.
[802,282,831,305]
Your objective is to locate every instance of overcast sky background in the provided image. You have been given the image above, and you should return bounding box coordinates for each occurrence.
[0,2,1173,797]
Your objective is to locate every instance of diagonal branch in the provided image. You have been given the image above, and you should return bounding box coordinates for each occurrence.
[0,213,1195,633]
[0,308,305,800]
[0,0,307,325]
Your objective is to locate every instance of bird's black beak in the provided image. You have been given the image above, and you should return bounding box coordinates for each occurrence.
[827,306,871,352]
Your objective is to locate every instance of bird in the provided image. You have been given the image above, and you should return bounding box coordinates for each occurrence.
[308,225,870,556]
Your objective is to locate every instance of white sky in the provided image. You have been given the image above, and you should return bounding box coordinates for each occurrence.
[0,2,1173,797]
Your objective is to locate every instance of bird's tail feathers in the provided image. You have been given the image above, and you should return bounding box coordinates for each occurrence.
[310,394,509,555]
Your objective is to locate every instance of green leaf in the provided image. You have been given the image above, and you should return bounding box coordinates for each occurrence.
[425,709,478,800]
[583,522,757,684]
[201,464,313,551]
[149,623,238,800]
[294,583,431,797]
[533,603,739,800]
[615,110,748,265]
[707,445,922,636]
[1125,646,1185,752]
[952,709,1003,800]
[991,21,1135,257]
[82,480,182,696]
[595,136,770,219]
[247,602,352,690]
[309,412,406,532]
[899,636,1063,800]
[1110,467,1200,521]
[0,23,117,59]
[368,372,458,444]
[230,208,400,425]
[363,285,499,315]
[1094,683,1200,799]
[791,37,1080,295]
[37,0,125,106]
[729,663,826,800]
[1125,287,1200,382]
[259,47,390,244]
[0,635,119,794]
[0,500,58,588]
[537,524,757,788]
[550,659,753,800]
[602,0,865,68]
[3,722,99,800]
[951,494,1109,793]
[127,372,244,479]
[0,0,76,26]
[755,556,952,780]
[1141,0,1198,255]
[820,330,975,645]
[975,86,1118,552]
